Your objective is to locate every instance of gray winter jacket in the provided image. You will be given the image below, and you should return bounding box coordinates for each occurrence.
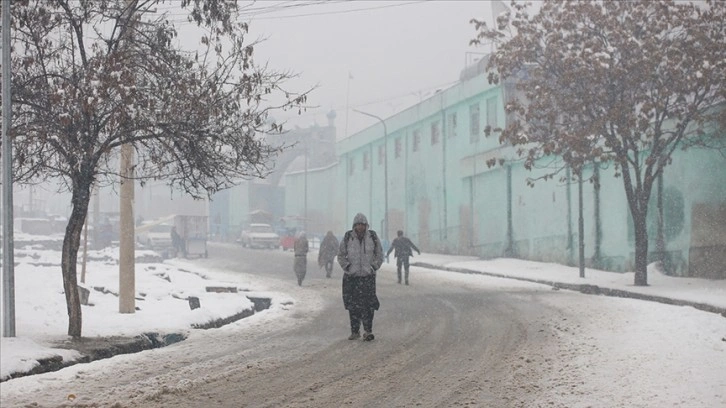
[338,213,384,277]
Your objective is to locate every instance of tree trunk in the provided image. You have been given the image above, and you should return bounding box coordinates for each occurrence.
[620,161,652,286]
[632,208,649,286]
[61,181,92,338]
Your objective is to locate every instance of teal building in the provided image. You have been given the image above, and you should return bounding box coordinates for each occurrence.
[284,63,726,279]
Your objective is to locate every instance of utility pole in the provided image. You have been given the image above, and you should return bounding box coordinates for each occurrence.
[440,93,448,240]
[566,165,574,265]
[303,138,308,232]
[81,201,89,283]
[119,144,135,313]
[352,109,388,243]
[119,0,136,314]
[2,0,16,337]
[92,186,99,249]
[578,175,585,278]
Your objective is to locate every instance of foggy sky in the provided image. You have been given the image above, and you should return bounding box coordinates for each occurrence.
[10,1,500,218]
[241,1,496,139]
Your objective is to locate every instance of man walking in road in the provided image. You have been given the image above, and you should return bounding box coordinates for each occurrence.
[386,230,421,285]
[338,213,384,341]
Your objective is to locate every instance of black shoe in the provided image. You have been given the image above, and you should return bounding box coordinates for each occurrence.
[363,332,375,341]
[348,332,361,340]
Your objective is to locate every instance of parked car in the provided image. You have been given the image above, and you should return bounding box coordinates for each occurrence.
[237,223,280,249]
[136,220,174,250]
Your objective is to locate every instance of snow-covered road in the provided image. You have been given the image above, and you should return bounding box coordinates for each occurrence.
[1,244,724,407]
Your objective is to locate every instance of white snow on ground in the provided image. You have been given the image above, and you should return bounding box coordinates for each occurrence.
[1,235,725,407]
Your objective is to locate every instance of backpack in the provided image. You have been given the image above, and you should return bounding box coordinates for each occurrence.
[344,229,380,257]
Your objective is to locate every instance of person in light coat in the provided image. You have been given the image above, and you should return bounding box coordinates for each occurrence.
[338,213,384,341]
[293,231,309,286]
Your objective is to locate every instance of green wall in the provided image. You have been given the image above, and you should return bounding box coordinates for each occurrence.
[284,75,726,277]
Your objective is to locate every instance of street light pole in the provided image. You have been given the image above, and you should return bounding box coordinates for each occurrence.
[304,138,308,233]
[119,0,137,314]
[2,0,16,337]
[352,109,388,242]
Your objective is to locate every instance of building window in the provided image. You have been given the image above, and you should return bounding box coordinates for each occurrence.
[469,103,480,143]
[348,156,354,175]
[431,121,440,145]
[486,96,498,136]
[412,129,421,152]
[447,112,457,138]
[378,144,385,165]
[362,151,369,170]
[395,137,402,158]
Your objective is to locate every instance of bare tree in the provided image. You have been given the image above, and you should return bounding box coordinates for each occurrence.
[472,0,726,286]
[4,0,309,337]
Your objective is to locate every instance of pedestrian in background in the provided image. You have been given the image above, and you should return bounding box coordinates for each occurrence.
[386,230,421,285]
[318,230,339,278]
[338,213,383,341]
[170,226,186,258]
[293,231,309,286]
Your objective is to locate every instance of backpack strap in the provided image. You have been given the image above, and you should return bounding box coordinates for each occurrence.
[369,230,380,256]
[344,229,380,255]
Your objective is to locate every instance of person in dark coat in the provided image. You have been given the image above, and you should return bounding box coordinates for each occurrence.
[293,231,309,286]
[318,231,339,278]
[386,230,421,285]
[170,226,186,258]
[338,213,384,341]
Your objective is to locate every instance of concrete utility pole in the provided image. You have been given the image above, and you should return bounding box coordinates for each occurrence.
[2,0,16,337]
[93,186,99,248]
[119,0,137,314]
[578,175,585,278]
[303,138,308,233]
[352,109,388,242]
[119,144,135,313]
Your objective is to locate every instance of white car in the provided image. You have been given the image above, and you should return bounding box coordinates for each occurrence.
[237,223,280,249]
[137,221,174,249]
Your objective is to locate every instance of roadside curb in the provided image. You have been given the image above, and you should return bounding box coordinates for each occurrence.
[414,262,726,318]
[1,296,272,382]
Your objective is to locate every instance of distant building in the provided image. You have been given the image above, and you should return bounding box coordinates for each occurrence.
[284,57,726,279]
[209,111,338,241]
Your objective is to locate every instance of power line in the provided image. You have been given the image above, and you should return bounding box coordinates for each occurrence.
[164,1,347,18]
[237,1,349,17]
[165,0,428,24]
[246,1,428,20]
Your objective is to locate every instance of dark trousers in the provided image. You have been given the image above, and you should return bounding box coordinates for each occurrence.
[173,242,186,258]
[349,307,374,334]
[396,256,411,283]
[324,260,334,278]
